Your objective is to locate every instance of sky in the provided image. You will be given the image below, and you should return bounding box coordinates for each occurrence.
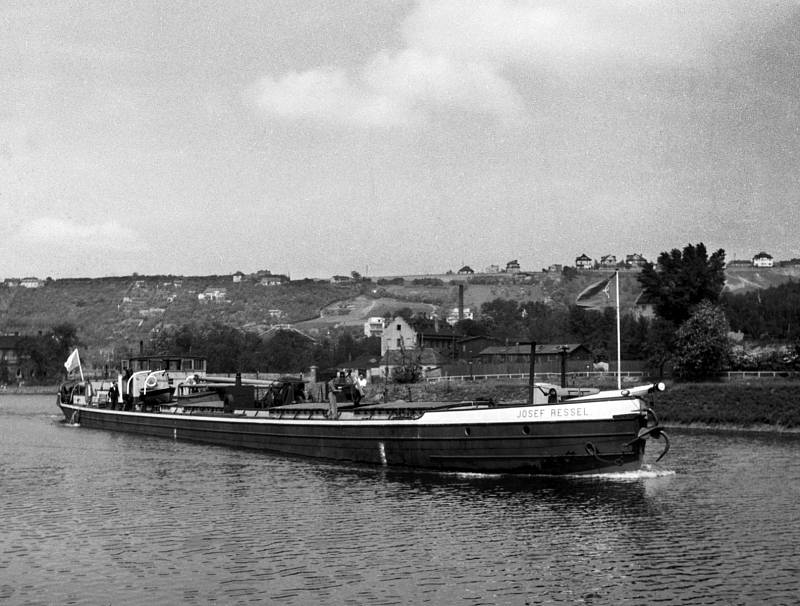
[1,1,799,280]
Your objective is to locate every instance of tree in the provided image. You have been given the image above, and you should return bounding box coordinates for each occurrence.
[262,330,316,372]
[644,318,676,378]
[480,298,525,339]
[671,302,731,380]
[17,323,80,382]
[638,243,726,325]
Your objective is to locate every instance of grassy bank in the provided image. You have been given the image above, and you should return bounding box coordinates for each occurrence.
[654,381,800,429]
[376,378,800,430]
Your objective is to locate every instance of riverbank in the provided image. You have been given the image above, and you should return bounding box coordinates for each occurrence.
[654,380,800,430]
[0,384,57,395]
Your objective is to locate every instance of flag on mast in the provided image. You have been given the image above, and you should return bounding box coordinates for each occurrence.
[575,275,614,308]
[576,273,623,389]
[64,349,80,372]
[64,348,84,381]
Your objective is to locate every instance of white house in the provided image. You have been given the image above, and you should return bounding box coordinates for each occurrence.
[505,259,521,273]
[380,316,417,356]
[600,254,617,268]
[364,317,386,338]
[575,254,593,269]
[752,252,773,268]
[446,307,473,325]
[198,287,228,302]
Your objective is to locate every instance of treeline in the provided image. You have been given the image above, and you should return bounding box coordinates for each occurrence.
[722,281,800,340]
[151,322,380,375]
[3,324,79,383]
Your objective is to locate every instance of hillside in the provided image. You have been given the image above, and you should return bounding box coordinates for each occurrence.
[721,266,800,293]
[1,267,796,357]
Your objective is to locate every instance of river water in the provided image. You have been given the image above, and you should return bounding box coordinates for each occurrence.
[1,395,798,605]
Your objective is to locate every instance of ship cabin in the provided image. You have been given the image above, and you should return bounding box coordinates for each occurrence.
[122,355,207,380]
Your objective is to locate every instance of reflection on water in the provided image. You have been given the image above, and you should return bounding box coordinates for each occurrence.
[1,395,798,605]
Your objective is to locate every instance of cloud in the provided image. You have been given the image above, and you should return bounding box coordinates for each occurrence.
[251,0,799,128]
[253,68,413,127]
[252,51,525,128]
[402,0,794,68]
[14,217,143,252]
[251,2,533,128]
[364,49,526,122]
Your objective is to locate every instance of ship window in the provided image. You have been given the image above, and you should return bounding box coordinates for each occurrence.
[464,427,471,437]
[522,425,530,435]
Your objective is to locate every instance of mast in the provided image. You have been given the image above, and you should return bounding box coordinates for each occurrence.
[615,271,621,390]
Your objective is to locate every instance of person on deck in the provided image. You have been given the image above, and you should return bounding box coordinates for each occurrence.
[327,377,338,418]
[107,382,119,410]
[355,373,367,406]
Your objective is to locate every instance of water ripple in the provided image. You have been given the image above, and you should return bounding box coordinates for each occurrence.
[2,397,800,604]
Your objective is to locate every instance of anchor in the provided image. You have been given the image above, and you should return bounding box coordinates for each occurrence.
[626,425,670,462]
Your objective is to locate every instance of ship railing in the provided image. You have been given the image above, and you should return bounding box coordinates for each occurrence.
[424,371,645,383]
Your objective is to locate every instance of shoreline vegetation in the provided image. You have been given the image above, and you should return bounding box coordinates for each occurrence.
[8,378,799,432]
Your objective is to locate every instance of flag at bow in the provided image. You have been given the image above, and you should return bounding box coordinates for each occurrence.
[64,348,81,373]
[575,275,614,308]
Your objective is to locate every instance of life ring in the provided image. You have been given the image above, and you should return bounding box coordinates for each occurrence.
[145,374,159,389]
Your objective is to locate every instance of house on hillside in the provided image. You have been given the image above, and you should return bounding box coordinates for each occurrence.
[457,265,474,275]
[575,254,593,269]
[139,307,165,317]
[197,287,227,302]
[445,306,473,325]
[625,253,647,268]
[260,274,289,286]
[599,254,617,268]
[232,271,245,283]
[20,277,41,289]
[727,259,752,268]
[3,278,20,288]
[752,252,774,268]
[505,259,521,273]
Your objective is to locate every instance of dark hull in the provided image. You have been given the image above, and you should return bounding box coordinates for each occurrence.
[58,403,647,475]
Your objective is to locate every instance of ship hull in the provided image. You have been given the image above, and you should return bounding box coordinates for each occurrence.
[58,402,647,475]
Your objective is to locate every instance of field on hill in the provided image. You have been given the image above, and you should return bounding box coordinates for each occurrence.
[1,267,796,358]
